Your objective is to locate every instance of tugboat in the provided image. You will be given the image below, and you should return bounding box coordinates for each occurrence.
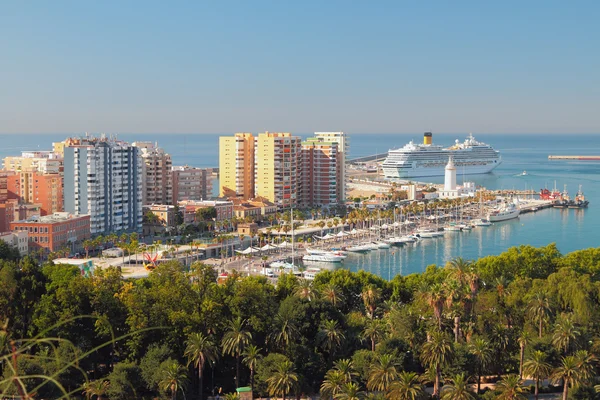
[553,185,570,208]
[568,185,589,208]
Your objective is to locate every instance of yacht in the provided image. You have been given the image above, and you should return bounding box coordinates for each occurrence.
[382,132,501,178]
[302,253,345,263]
[488,203,520,222]
[472,218,492,226]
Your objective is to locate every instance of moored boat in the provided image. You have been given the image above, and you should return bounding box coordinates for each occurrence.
[488,203,520,222]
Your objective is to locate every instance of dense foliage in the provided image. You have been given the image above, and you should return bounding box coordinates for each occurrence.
[2,243,600,399]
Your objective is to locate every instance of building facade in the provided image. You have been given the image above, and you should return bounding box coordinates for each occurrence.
[219,133,255,199]
[300,137,340,207]
[6,170,64,216]
[132,142,173,205]
[3,151,64,174]
[179,200,234,224]
[314,132,348,202]
[63,136,143,235]
[10,212,90,254]
[172,166,211,201]
[0,231,28,256]
[254,132,301,209]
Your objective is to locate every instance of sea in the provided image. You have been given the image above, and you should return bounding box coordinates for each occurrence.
[1,132,599,277]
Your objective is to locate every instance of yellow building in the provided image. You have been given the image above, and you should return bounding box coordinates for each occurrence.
[254,132,301,208]
[219,133,255,199]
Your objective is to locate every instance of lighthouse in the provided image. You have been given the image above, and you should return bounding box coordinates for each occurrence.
[444,157,457,192]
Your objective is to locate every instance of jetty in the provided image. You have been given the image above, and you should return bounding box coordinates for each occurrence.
[548,155,600,160]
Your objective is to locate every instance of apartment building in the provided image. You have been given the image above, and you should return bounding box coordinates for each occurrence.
[254,132,301,209]
[172,166,212,201]
[6,170,63,215]
[0,231,28,256]
[300,137,341,207]
[10,212,90,254]
[63,136,143,235]
[3,151,64,174]
[219,133,255,199]
[314,132,348,202]
[132,142,173,205]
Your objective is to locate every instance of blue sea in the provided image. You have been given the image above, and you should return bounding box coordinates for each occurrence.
[2,132,600,276]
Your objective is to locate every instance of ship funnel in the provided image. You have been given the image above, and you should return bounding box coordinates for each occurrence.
[423,132,432,145]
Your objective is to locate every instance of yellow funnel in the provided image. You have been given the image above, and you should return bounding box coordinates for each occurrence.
[423,132,432,145]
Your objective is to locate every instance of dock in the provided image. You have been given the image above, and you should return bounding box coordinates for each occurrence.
[548,155,600,160]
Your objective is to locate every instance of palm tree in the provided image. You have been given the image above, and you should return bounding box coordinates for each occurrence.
[552,314,580,354]
[574,349,597,385]
[495,375,526,400]
[440,373,475,400]
[552,356,582,400]
[221,317,252,388]
[266,359,298,400]
[528,291,552,338]
[468,337,492,394]
[422,283,445,328]
[386,371,423,400]
[523,350,551,400]
[517,330,531,379]
[83,380,110,400]
[322,283,345,308]
[295,279,318,301]
[362,285,381,319]
[321,369,348,399]
[185,332,218,400]
[319,319,346,360]
[335,382,365,400]
[159,360,189,400]
[361,318,386,352]
[367,353,399,393]
[333,359,358,383]
[242,345,262,395]
[420,330,453,398]
[270,311,299,353]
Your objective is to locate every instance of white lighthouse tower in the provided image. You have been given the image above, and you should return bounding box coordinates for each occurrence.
[444,156,457,192]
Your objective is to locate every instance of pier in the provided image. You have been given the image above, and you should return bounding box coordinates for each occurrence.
[548,155,600,160]
[348,152,388,164]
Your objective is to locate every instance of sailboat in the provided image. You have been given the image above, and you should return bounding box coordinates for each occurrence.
[472,193,492,226]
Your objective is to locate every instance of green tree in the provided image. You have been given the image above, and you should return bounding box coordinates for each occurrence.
[335,382,365,400]
[319,319,346,361]
[222,317,252,388]
[468,337,492,394]
[159,360,189,400]
[367,353,398,393]
[420,330,453,398]
[321,369,348,399]
[266,359,298,400]
[551,355,582,400]
[440,373,475,400]
[361,318,386,352]
[523,350,551,400]
[528,291,552,338]
[184,332,218,400]
[242,344,262,394]
[322,283,345,308]
[386,371,423,400]
[495,375,526,400]
[362,285,381,319]
[552,314,580,354]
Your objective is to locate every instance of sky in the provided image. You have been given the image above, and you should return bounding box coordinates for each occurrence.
[0,1,598,134]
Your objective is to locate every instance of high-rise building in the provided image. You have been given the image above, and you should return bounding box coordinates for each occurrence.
[300,137,341,207]
[219,133,255,199]
[6,170,63,216]
[254,132,301,209]
[63,136,142,235]
[172,166,212,201]
[314,132,348,201]
[132,142,173,205]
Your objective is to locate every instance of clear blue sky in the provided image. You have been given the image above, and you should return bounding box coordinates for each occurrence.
[1,1,598,134]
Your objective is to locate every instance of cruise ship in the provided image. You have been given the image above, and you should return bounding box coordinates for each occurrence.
[382,132,501,178]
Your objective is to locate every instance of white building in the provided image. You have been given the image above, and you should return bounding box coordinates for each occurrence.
[439,157,460,199]
[0,231,28,256]
[63,136,143,235]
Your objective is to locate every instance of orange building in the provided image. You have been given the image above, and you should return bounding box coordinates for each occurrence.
[6,170,63,216]
[10,212,90,254]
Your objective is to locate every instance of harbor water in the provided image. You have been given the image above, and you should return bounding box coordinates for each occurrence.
[2,133,599,276]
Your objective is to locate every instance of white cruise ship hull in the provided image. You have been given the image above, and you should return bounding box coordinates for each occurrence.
[488,209,520,222]
[382,162,499,179]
